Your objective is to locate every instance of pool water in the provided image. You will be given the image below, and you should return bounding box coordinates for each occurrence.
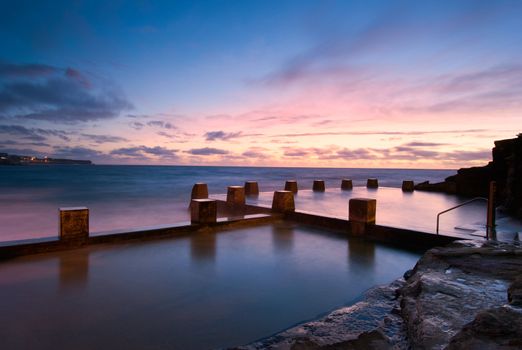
[0,222,420,350]
[241,188,522,238]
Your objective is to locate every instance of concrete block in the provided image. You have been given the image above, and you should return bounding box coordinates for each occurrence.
[191,199,217,224]
[227,186,245,206]
[349,198,376,236]
[59,207,89,242]
[402,180,414,192]
[272,191,295,213]
[349,198,376,223]
[244,181,259,196]
[313,180,325,192]
[284,180,298,193]
[191,183,209,199]
[367,178,379,188]
[341,179,353,190]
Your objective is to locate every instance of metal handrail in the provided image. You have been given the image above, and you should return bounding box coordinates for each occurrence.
[436,197,488,235]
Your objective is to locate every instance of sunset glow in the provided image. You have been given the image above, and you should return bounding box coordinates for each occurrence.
[1,0,521,168]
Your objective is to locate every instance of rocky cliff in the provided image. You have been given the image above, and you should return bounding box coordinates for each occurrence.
[415,134,522,218]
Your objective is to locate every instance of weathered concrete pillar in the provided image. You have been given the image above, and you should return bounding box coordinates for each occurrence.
[341,179,353,190]
[312,180,325,192]
[59,207,89,242]
[191,199,217,224]
[272,190,295,213]
[191,183,209,199]
[402,180,414,192]
[349,198,376,235]
[367,178,379,189]
[284,180,298,193]
[244,181,259,196]
[227,186,245,206]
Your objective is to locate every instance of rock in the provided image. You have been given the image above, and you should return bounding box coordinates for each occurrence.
[445,307,522,349]
[508,277,522,306]
[287,330,391,350]
[235,280,407,349]
[402,269,414,280]
[400,241,522,350]
[415,134,522,218]
[414,180,456,194]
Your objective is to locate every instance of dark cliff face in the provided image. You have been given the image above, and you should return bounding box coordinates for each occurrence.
[416,134,522,218]
[494,135,522,217]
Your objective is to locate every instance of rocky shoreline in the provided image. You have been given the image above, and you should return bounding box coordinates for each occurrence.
[233,240,522,349]
[415,134,522,219]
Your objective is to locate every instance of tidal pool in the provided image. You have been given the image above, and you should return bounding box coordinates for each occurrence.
[0,222,420,349]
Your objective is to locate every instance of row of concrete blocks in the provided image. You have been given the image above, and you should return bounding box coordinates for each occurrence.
[192,179,415,197]
[59,193,378,241]
[193,191,376,236]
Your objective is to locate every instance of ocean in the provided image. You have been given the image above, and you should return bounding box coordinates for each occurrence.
[0,165,455,241]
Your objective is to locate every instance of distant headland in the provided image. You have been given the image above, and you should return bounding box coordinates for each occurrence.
[0,152,92,165]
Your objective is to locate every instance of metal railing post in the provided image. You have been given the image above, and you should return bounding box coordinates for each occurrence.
[435,197,488,235]
[486,181,497,239]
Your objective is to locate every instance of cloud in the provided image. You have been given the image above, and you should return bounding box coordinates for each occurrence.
[256,2,514,88]
[278,144,491,163]
[0,139,50,147]
[446,150,491,161]
[335,148,374,159]
[204,130,243,141]
[242,147,269,159]
[0,63,58,78]
[283,149,310,157]
[403,141,446,147]
[0,124,71,142]
[275,129,492,138]
[81,133,128,144]
[52,146,106,160]
[110,146,178,160]
[129,121,144,130]
[392,146,440,158]
[0,62,132,123]
[147,120,175,129]
[0,147,44,157]
[126,114,150,119]
[187,147,229,155]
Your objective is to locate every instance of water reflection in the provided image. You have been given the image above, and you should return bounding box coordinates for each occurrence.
[0,223,421,350]
[59,249,90,290]
[271,223,295,252]
[190,232,217,263]
[347,238,375,272]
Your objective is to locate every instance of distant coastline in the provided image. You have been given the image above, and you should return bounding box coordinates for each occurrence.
[0,152,92,165]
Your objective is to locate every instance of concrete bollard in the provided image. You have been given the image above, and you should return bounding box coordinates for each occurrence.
[349,198,376,235]
[60,207,89,242]
[244,181,259,196]
[191,183,209,199]
[272,190,295,213]
[227,186,245,206]
[284,180,298,193]
[341,179,353,190]
[313,180,326,192]
[402,180,414,192]
[190,199,217,224]
[367,178,379,189]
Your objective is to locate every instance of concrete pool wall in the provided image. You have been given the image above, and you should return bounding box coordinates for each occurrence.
[0,183,464,259]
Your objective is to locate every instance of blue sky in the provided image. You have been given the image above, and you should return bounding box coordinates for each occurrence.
[1,0,521,167]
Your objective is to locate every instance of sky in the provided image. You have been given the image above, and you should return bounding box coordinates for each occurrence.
[1,0,521,169]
